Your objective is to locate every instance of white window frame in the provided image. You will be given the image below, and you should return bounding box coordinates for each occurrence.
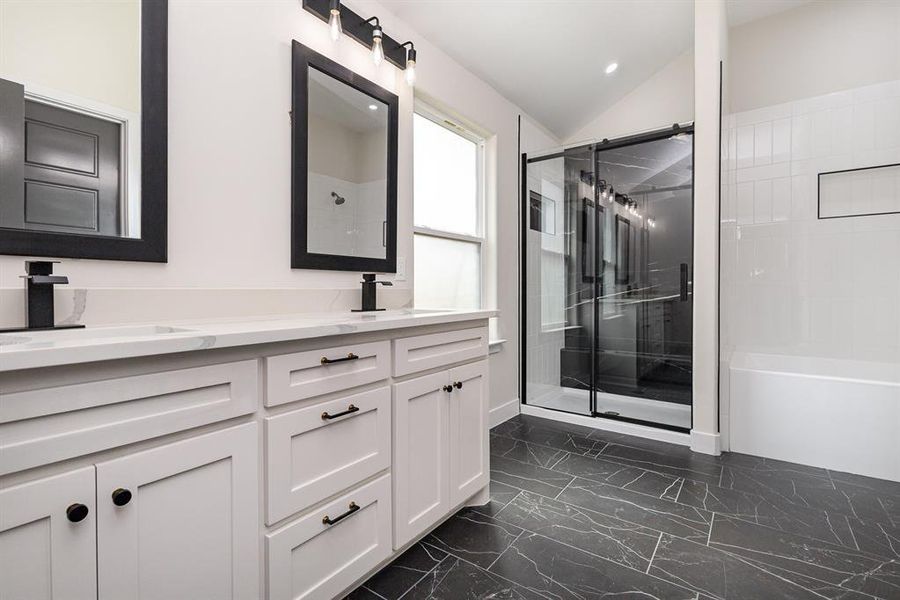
[413,101,487,309]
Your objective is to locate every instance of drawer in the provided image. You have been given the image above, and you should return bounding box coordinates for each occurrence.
[392,327,488,377]
[266,474,392,600]
[266,340,390,407]
[265,386,391,524]
[0,360,258,476]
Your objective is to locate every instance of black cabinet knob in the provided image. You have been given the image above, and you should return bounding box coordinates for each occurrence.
[442,384,453,393]
[111,488,132,506]
[66,503,89,523]
[453,381,463,389]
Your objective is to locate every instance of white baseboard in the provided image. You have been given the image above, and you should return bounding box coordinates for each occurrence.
[520,404,691,447]
[690,429,722,455]
[489,398,520,428]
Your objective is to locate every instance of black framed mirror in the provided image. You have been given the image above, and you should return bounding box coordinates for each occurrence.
[0,0,167,262]
[291,41,398,272]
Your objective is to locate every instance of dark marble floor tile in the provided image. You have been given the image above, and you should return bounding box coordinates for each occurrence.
[490,455,573,498]
[676,479,857,550]
[719,452,829,478]
[650,533,832,600]
[490,435,566,469]
[344,585,385,600]
[490,417,526,437]
[557,477,711,542]
[830,479,898,525]
[513,414,595,437]
[468,480,521,518]
[845,517,900,560]
[552,452,683,499]
[423,509,523,569]
[709,514,900,599]
[489,532,696,599]
[829,470,900,500]
[404,555,543,600]
[600,443,722,486]
[720,465,892,523]
[350,542,447,600]
[498,420,602,456]
[494,490,661,572]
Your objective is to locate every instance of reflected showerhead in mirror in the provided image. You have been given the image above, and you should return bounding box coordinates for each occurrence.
[331,191,346,205]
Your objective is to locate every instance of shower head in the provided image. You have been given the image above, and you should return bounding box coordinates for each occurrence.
[331,191,345,205]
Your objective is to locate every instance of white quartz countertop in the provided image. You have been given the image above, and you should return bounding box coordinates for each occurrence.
[0,309,498,372]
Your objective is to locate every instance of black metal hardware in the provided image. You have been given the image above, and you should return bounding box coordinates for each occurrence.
[322,501,359,525]
[453,381,463,390]
[354,273,393,312]
[111,488,132,507]
[66,503,89,523]
[321,404,359,420]
[320,352,359,365]
[302,0,413,71]
[442,385,454,393]
[8,261,86,332]
[679,263,689,301]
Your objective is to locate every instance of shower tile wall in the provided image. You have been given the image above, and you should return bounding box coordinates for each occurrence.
[721,79,900,365]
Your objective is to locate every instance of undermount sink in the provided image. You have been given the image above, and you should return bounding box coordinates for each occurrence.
[0,325,196,346]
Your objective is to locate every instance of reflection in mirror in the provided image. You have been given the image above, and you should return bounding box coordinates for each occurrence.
[0,0,141,238]
[307,68,388,260]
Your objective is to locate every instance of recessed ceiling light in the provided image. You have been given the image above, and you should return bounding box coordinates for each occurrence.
[605,62,618,75]
[368,104,378,110]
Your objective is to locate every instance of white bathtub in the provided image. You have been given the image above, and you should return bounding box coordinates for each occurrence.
[729,352,900,481]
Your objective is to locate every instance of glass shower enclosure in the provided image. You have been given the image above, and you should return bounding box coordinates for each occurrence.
[523,127,694,431]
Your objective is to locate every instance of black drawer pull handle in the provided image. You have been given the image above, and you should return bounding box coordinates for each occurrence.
[66,503,89,523]
[453,381,463,389]
[322,501,359,526]
[111,488,132,507]
[442,385,454,393]
[322,404,359,420]
[321,353,359,365]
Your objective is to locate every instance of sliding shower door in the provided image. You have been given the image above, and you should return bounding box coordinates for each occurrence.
[523,128,694,431]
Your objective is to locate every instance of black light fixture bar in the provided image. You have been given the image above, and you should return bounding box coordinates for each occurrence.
[302,0,411,70]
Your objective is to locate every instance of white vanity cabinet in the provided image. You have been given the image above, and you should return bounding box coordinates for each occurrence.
[393,349,489,548]
[0,313,494,600]
[0,468,97,600]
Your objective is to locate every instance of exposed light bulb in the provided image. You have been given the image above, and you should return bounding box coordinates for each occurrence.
[368,104,378,111]
[605,62,618,75]
[328,1,342,42]
[405,60,416,86]
[372,34,384,66]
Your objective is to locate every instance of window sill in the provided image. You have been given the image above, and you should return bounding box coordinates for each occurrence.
[488,339,506,355]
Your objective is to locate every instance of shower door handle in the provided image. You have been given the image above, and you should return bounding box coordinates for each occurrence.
[679,263,689,301]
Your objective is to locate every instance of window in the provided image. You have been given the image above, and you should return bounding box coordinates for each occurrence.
[413,106,485,310]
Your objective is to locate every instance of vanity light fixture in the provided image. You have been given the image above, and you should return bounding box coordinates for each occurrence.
[328,0,343,42]
[366,17,385,66]
[605,62,618,75]
[400,41,417,86]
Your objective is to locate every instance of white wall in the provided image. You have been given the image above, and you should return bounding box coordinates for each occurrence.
[0,0,556,416]
[565,50,694,146]
[0,0,141,113]
[729,0,900,114]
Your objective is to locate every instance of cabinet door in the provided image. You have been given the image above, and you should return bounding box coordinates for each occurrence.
[0,467,96,600]
[392,371,449,548]
[96,423,259,600]
[448,360,489,506]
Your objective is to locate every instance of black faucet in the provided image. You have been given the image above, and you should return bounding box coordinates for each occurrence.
[0,261,84,333]
[353,273,393,312]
